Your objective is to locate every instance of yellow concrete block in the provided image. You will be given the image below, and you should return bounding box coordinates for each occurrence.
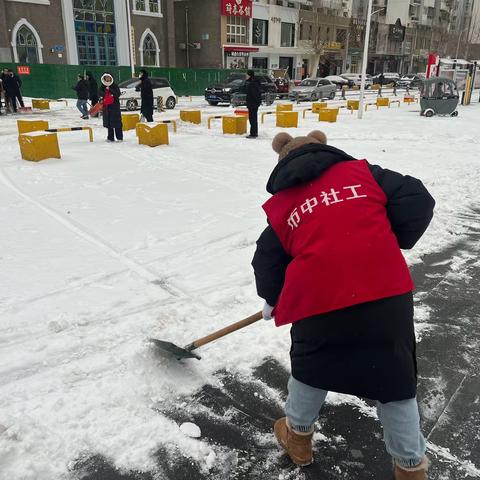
[352,85,360,90]
[318,108,339,123]
[372,84,381,90]
[276,104,293,113]
[17,119,49,134]
[32,99,50,110]
[347,100,360,111]
[180,110,202,124]
[276,111,299,128]
[222,116,247,135]
[403,96,416,104]
[122,113,140,131]
[376,97,390,108]
[312,102,328,113]
[136,123,169,147]
[19,132,61,162]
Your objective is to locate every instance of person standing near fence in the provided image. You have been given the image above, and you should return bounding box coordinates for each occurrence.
[2,69,24,113]
[246,70,261,139]
[100,73,123,142]
[136,69,154,122]
[85,71,99,117]
[72,74,90,119]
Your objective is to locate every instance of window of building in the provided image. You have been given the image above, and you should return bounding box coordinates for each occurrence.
[253,19,268,45]
[16,25,40,63]
[281,22,295,47]
[252,57,268,69]
[134,0,161,16]
[227,16,249,44]
[142,34,156,65]
[74,0,117,65]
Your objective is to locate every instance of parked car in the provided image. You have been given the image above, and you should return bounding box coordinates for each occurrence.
[204,73,277,106]
[325,75,352,89]
[118,77,176,110]
[372,72,401,86]
[398,74,425,89]
[341,73,373,89]
[289,78,337,102]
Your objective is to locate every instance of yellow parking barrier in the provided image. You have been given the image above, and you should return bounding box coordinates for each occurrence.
[347,100,360,113]
[32,99,50,110]
[318,108,339,123]
[45,127,93,142]
[403,96,418,104]
[136,123,169,147]
[302,102,328,118]
[180,110,202,124]
[222,116,247,135]
[261,111,276,123]
[376,97,391,108]
[122,113,140,131]
[276,111,299,128]
[365,102,377,111]
[17,120,49,134]
[276,104,293,113]
[18,132,61,162]
[372,84,381,90]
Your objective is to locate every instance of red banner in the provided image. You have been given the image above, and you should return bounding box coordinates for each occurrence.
[221,0,252,17]
[17,66,31,75]
[426,53,439,79]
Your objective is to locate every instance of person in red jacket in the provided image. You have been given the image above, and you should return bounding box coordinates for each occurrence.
[252,131,435,480]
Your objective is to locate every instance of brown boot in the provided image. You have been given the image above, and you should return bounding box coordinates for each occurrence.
[274,417,313,466]
[394,457,429,480]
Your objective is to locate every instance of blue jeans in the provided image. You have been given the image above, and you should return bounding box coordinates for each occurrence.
[285,376,426,468]
[77,99,89,117]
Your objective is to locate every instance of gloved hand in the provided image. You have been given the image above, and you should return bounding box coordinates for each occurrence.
[262,302,275,321]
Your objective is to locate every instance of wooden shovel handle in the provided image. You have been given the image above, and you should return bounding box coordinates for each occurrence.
[191,311,263,349]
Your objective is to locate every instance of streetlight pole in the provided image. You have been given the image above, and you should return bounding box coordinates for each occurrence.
[126,0,135,77]
[358,1,385,119]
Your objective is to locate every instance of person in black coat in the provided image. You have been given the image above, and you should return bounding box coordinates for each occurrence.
[72,74,90,119]
[2,69,24,112]
[85,71,99,116]
[99,73,123,142]
[245,70,261,138]
[136,69,154,122]
[252,131,435,478]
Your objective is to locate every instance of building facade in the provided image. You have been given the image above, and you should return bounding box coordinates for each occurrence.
[0,0,175,67]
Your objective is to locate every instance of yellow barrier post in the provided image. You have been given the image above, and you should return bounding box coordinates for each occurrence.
[222,116,248,135]
[347,100,360,113]
[312,102,328,113]
[276,104,293,113]
[276,111,299,128]
[122,113,140,131]
[17,120,49,134]
[32,99,50,110]
[318,108,339,123]
[376,98,391,108]
[180,110,202,124]
[19,132,61,162]
[136,123,169,147]
[390,100,401,108]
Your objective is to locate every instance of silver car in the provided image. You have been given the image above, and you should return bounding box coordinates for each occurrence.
[289,78,336,102]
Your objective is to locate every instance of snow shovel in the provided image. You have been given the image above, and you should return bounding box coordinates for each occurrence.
[150,310,263,360]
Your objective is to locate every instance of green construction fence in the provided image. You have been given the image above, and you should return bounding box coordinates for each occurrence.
[0,63,241,99]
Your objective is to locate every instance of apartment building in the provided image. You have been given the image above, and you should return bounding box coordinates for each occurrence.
[0,0,176,67]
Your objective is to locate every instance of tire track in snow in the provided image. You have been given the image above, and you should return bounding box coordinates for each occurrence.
[0,166,186,299]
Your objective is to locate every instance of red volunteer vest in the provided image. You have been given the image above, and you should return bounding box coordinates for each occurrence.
[263,159,413,327]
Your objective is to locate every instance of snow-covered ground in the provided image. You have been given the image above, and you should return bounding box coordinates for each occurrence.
[0,93,479,479]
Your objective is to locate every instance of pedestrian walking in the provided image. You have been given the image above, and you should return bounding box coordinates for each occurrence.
[252,130,435,479]
[2,69,25,113]
[85,71,99,117]
[136,69,154,122]
[99,73,123,142]
[72,74,90,119]
[245,70,261,139]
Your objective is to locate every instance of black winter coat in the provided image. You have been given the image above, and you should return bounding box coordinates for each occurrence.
[73,79,89,100]
[86,74,99,102]
[136,75,154,117]
[252,143,435,403]
[100,84,122,129]
[2,73,22,95]
[246,77,261,109]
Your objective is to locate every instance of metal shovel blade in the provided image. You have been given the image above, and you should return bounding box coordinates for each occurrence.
[149,338,201,360]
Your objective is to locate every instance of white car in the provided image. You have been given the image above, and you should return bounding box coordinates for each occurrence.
[118,77,177,110]
[341,73,373,88]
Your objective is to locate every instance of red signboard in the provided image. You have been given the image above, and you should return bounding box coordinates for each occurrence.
[221,0,252,17]
[426,53,439,79]
[17,66,31,75]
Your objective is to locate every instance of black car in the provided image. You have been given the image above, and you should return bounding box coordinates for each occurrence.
[204,73,277,106]
[397,74,425,89]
